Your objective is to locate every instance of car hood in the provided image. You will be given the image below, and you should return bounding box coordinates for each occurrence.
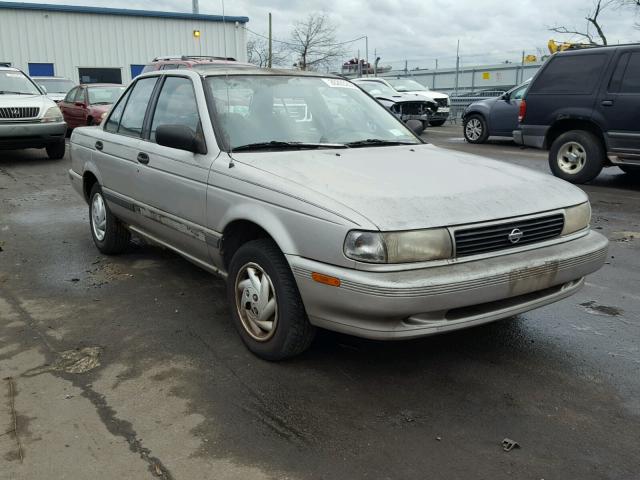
[375,94,433,105]
[402,90,448,101]
[46,93,67,102]
[0,93,52,107]
[234,144,587,230]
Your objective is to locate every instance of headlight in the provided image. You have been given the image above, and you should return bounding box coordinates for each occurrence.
[344,229,452,263]
[562,202,591,236]
[41,106,63,123]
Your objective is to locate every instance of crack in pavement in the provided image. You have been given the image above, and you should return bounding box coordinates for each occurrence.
[0,286,175,479]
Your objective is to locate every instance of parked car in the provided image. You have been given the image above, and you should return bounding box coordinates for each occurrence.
[141,55,252,73]
[514,43,640,183]
[68,68,607,360]
[59,84,125,129]
[352,78,437,131]
[32,76,75,103]
[462,81,529,143]
[385,78,451,126]
[0,66,66,159]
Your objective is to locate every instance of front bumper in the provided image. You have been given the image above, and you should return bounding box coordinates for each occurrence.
[0,121,66,149]
[289,231,608,340]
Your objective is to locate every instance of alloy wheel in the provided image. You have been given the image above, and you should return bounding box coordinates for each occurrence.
[557,141,586,174]
[465,118,483,141]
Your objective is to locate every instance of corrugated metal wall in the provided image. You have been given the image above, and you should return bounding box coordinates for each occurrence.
[0,7,247,83]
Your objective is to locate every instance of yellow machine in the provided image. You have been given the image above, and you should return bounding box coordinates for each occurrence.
[548,39,592,54]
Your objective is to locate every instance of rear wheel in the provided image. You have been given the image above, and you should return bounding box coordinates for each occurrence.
[227,238,315,361]
[463,115,489,143]
[619,165,640,176]
[46,140,65,159]
[89,183,130,254]
[549,130,604,184]
[429,119,447,127]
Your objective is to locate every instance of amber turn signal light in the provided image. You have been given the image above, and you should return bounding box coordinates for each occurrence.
[311,272,341,287]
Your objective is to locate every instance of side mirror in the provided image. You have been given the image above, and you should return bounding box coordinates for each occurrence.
[156,124,207,154]
[406,119,425,136]
[501,92,511,102]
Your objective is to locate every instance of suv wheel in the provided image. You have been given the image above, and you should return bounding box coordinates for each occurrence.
[46,140,65,160]
[227,238,316,361]
[619,165,640,176]
[463,115,489,144]
[89,184,130,254]
[549,130,604,184]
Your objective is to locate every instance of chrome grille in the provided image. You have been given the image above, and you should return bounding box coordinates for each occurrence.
[0,107,40,119]
[454,213,565,257]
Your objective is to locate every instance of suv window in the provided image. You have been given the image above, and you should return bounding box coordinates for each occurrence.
[64,87,78,103]
[105,88,131,133]
[150,77,200,142]
[118,77,157,137]
[511,83,528,100]
[530,53,607,94]
[620,52,640,94]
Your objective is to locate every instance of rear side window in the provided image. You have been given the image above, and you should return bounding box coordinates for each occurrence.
[620,52,640,93]
[530,54,607,94]
[118,77,158,137]
[149,76,200,142]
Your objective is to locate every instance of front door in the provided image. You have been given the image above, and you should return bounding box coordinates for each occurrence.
[489,83,528,136]
[597,49,640,158]
[133,75,214,263]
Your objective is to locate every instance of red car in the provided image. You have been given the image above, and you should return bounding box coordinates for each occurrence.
[59,84,125,129]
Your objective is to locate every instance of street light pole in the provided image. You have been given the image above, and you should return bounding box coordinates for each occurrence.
[268,12,272,68]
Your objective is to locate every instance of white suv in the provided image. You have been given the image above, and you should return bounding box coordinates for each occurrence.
[0,67,67,159]
[376,77,450,126]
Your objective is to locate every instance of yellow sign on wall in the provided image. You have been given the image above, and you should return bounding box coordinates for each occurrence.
[482,72,490,80]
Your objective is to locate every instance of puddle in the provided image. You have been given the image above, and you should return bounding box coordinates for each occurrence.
[580,301,623,317]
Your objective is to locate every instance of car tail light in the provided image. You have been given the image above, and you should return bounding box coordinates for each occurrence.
[518,99,527,123]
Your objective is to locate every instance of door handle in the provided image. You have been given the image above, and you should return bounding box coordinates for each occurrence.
[601,100,614,107]
[95,141,103,151]
[137,152,149,164]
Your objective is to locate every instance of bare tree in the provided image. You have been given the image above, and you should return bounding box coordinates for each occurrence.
[247,37,288,68]
[288,13,344,71]
[549,0,614,45]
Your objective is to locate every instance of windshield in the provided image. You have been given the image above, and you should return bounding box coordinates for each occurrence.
[206,75,419,150]
[36,78,75,93]
[356,81,400,98]
[0,71,41,95]
[88,86,125,105]
[387,78,429,92]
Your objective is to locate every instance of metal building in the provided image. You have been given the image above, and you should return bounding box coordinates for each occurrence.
[0,1,249,84]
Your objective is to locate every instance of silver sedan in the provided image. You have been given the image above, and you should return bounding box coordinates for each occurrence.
[68,67,607,360]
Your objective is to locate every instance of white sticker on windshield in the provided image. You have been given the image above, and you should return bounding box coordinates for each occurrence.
[322,78,357,89]
[389,129,404,137]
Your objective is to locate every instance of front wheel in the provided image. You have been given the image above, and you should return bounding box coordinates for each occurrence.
[46,140,65,159]
[463,115,489,143]
[89,184,130,254]
[548,130,604,184]
[429,119,447,127]
[227,239,315,361]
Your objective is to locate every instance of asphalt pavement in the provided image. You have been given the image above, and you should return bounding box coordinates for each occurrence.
[1,125,639,479]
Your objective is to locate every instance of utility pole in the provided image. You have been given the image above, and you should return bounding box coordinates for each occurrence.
[520,50,525,84]
[268,13,273,68]
[192,0,199,14]
[365,36,369,77]
[454,40,460,96]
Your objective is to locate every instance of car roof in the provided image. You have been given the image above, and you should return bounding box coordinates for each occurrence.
[31,76,73,80]
[79,83,125,87]
[139,66,340,79]
[556,42,640,56]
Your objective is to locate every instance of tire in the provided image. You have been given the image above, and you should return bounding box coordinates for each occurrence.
[463,114,489,144]
[548,130,604,184]
[89,183,130,254]
[46,140,65,160]
[227,238,316,361]
[619,165,640,176]
[429,119,447,127]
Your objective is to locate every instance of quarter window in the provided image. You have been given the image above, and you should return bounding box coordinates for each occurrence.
[530,54,607,94]
[620,52,640,94]
[118,77,157,138]
[150,77,201,142]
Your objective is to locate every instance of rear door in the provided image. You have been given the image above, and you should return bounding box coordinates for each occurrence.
[596,48,640,158]
[133,74,214,262]
[92,76,159,225]
[59,87,77,125]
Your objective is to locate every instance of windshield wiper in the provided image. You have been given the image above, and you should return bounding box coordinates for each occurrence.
[345,139,417,148]
[0,91,33,95]
[232,141,346,152]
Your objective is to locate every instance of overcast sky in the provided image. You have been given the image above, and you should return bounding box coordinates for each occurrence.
[21,0,640,68]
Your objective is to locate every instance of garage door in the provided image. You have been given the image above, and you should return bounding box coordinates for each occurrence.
[28,63,54,76]
[130,64,145,79]
[78,68,122,84]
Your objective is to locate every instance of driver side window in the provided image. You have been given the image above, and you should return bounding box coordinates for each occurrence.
[512,84,528,100]
[149,76,201,143]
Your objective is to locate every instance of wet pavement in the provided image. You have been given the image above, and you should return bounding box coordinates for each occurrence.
[1,128,639,479]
